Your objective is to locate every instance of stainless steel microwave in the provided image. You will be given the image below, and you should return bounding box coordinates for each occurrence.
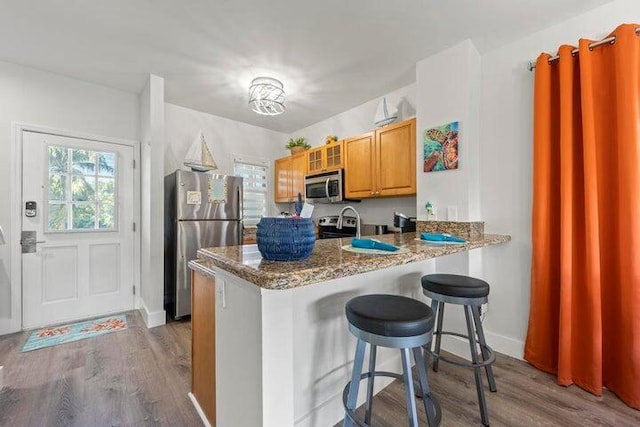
[304,169,346,203]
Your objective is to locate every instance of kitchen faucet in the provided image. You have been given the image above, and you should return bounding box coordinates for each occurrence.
[336,205,361,239]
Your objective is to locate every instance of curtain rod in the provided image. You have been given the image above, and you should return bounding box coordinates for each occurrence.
[527,27,640,71]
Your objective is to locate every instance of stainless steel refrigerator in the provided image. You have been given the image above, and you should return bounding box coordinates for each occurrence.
[164,170,243,319]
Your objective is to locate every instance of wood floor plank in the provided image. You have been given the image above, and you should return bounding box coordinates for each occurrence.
[3,312,639,426]
[0,311,200,427]
[335,351,640,426]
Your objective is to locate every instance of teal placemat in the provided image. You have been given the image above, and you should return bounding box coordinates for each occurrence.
[414,238,465,245]
[341,245,410,255]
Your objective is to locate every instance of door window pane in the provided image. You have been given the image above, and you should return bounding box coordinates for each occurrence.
[72,149,95,175]
[72,204,96,229]
[49,174,66,201]
[99,202,115,229]
[72,176,96,201]
[97,178,115,204]
[48,146,68,174]
[47,144,117,231]
[98,152,116,177]
[48,203,68,230]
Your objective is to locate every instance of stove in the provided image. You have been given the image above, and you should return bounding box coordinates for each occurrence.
[317,215,357,239]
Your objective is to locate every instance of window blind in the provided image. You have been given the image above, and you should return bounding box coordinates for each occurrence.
[234,160,269,226]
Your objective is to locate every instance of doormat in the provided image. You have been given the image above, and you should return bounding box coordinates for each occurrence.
[22,314,128,352]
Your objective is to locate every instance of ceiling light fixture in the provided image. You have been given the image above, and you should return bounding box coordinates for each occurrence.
[248,77,285,116]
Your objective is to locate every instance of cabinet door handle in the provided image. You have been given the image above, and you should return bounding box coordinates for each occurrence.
[375,191,380,195]
[370,191,375,195]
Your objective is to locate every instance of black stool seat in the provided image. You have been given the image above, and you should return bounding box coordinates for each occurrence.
[346,294,434,337]
[422,273,490,299]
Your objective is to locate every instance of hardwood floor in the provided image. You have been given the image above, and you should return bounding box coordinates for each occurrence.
[338,351,640,427]
[2,312,639,426]
[0,311,200,426]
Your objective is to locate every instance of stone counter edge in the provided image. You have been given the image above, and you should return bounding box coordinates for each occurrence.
[195,234,510,291]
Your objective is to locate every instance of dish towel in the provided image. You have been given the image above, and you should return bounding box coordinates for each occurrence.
[420,233,467,243]
[351,238,399,252]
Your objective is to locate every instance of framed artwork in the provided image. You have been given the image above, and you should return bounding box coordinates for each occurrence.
[423,121,459,172]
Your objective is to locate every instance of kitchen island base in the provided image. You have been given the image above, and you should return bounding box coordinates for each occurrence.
[208,260,437,427]
[191,232,510,426]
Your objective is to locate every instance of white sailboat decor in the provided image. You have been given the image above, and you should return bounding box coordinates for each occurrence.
[374,97,398,127]
[184,131,218,172]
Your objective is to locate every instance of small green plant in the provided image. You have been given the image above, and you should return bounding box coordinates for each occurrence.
[285,137,311,151]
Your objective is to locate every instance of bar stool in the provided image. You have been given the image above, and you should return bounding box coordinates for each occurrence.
[421,274,497,426]
[343,294,441,427]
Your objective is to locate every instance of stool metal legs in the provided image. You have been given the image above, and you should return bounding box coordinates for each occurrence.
[401,348,419,427]
[430,300,445,372]
[364,345,377,425]
[472,305,497,392]
[343,338,440,427]
[344,339,366,427]
[426,297,496,427]
[413,347,441,427]
[464,306,490,426]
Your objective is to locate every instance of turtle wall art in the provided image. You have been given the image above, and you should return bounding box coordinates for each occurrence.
[423,121,459,172]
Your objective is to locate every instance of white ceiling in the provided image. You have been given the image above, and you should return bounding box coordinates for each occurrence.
[0,0,611,133]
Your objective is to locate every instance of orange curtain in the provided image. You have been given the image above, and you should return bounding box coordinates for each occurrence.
[525,23,640,409]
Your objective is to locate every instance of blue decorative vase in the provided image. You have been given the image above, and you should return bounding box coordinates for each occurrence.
[256,217,316,261]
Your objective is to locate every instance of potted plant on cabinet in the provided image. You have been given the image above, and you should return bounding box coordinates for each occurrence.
[286,137,311,154]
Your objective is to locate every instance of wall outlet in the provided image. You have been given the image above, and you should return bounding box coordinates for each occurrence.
[425,201,437,220]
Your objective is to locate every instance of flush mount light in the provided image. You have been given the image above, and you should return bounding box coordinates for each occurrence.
[248,77,285,116]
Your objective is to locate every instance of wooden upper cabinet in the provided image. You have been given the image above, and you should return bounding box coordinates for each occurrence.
[290,152,306,200]
[274,152,307,203]
[325,141,344,170]
[377,118,416,196]
[274,156,292,203]
[344,118,416,199]
[307,147,324,174]
[306,141,344,175]
[344,132,376,198]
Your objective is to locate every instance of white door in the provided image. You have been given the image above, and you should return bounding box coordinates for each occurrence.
[21,131,135,329]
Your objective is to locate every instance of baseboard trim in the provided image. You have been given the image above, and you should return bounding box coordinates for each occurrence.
[439,330,524,361]
[0,318,21,337]
[188,392,212,427]
[485,330,524,360]
[139,300,166,328]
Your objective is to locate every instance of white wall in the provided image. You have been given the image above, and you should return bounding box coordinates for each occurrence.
[414,40,486,356]
[477,0,640,356]
[164,103,287,217]
[416,40,482,224]
[289,84,418,227]
[0,59,139,335]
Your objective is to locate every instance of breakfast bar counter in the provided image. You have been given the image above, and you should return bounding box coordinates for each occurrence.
[189,231,510,427]
[195,232,510,290]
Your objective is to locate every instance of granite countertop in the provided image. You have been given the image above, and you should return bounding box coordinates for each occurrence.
[194,232,510,290]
